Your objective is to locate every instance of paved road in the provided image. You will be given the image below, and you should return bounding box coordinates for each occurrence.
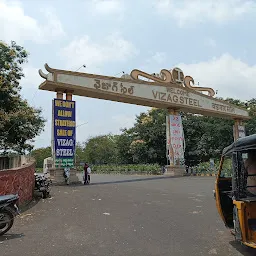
[1,174,255,256]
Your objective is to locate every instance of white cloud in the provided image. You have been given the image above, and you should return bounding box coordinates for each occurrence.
[177,53,256,100]
[59,33,138,70]
[33,119,52,148]
[154,0,256,26]
[19,65,44,111]
[84,114,136,138]
[148,52,166,64]
[89,0,123,14]
[111,114,136,130]
[21,66,43,89]
[205,38,217,48]
[0,0,65,43]
[136,52,167,75]
[72,110,142,145]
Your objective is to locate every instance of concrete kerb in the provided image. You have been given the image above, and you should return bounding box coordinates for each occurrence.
[194,173,216,177]
[51,180,82,186]
[48,173,216,185]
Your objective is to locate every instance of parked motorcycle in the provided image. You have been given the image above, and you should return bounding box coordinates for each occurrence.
[0,194,20,236]
[34,173,52,198]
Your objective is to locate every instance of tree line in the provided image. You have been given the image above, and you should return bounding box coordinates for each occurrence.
[1,41,256,168]
[0,41,44,154]
[31,99,256,168]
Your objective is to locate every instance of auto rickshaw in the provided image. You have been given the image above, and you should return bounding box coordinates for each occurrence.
[214,134,256,249]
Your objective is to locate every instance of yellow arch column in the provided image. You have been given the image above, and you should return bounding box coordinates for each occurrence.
[66,91,73,101]
[56,90,64,99]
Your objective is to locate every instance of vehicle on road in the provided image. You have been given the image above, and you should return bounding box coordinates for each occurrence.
[0,194,20,236]
[34,173,52,198]
[214,134,256,249]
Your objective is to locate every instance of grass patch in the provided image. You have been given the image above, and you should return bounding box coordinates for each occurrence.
[76,164,162,175]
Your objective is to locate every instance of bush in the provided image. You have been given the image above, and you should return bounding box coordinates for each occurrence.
[77,164,162,175]
[194,161,218,175]
[35,168,43,173]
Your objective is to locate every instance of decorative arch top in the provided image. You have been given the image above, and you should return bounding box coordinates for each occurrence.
[38,63,249,120]
[130,67,215,97]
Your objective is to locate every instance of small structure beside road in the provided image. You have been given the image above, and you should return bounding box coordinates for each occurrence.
[0,155,35,205]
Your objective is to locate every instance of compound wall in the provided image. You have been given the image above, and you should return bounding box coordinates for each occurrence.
[0,161,35,205]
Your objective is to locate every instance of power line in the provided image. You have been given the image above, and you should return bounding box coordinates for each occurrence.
[76,122,88,128]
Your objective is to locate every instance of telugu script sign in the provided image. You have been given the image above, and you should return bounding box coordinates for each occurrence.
[39,64,249,120]
[54,74,246,118]
[52,99,76,167]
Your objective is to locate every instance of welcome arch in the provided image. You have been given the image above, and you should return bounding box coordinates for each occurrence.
[38,64,249,176]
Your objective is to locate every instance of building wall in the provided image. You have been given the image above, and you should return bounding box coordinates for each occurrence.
[0,157,9,170]
[0,155,33,170]
[43,157,53,174]
[0,161,35,205]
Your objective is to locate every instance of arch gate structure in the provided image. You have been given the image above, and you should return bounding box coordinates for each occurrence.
[38,64,249,180]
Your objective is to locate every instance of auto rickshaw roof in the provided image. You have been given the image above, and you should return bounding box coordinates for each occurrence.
[222,134,256,156]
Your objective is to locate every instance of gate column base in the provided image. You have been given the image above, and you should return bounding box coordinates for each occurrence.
[165,165,186,176]
[49,168,80,185]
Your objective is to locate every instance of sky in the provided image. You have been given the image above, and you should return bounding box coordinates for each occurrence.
[1,0,256,149]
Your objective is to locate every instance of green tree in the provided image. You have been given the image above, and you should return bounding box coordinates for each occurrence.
[0,41,45,153]
[131,108,167,164]
[223,98,256,135]
[244,98,256,135]
[182,114,234,166]
[68,98,256,167]
[84,134,118,164]
[31,146,51,168]
[129,139,148,163]
[115,129,133,164]
[121,100,256,166]
[75,142,87,165]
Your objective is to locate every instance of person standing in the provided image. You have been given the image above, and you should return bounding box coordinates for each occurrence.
[83,163,91,185]
[63,167,70,185]
[87,165,91,184]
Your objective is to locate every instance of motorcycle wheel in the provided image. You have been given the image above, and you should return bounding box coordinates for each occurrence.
[0,210,14,236]
[42,191,48,199]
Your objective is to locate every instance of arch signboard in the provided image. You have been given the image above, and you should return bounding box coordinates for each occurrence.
[39,64,248,119]
[39,64,249,174]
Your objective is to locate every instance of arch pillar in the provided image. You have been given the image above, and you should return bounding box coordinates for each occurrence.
[233,119,245,141]
[165,108,186,176]
[66,91,73,101]
[56,90,64,99]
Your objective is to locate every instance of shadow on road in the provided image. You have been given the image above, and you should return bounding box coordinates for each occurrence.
[55,176,183,188]
[229,241,256,255]
[0,233,25,242]
[20,192,44,213]
[56,174,213,188]
[83,175,184,186]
